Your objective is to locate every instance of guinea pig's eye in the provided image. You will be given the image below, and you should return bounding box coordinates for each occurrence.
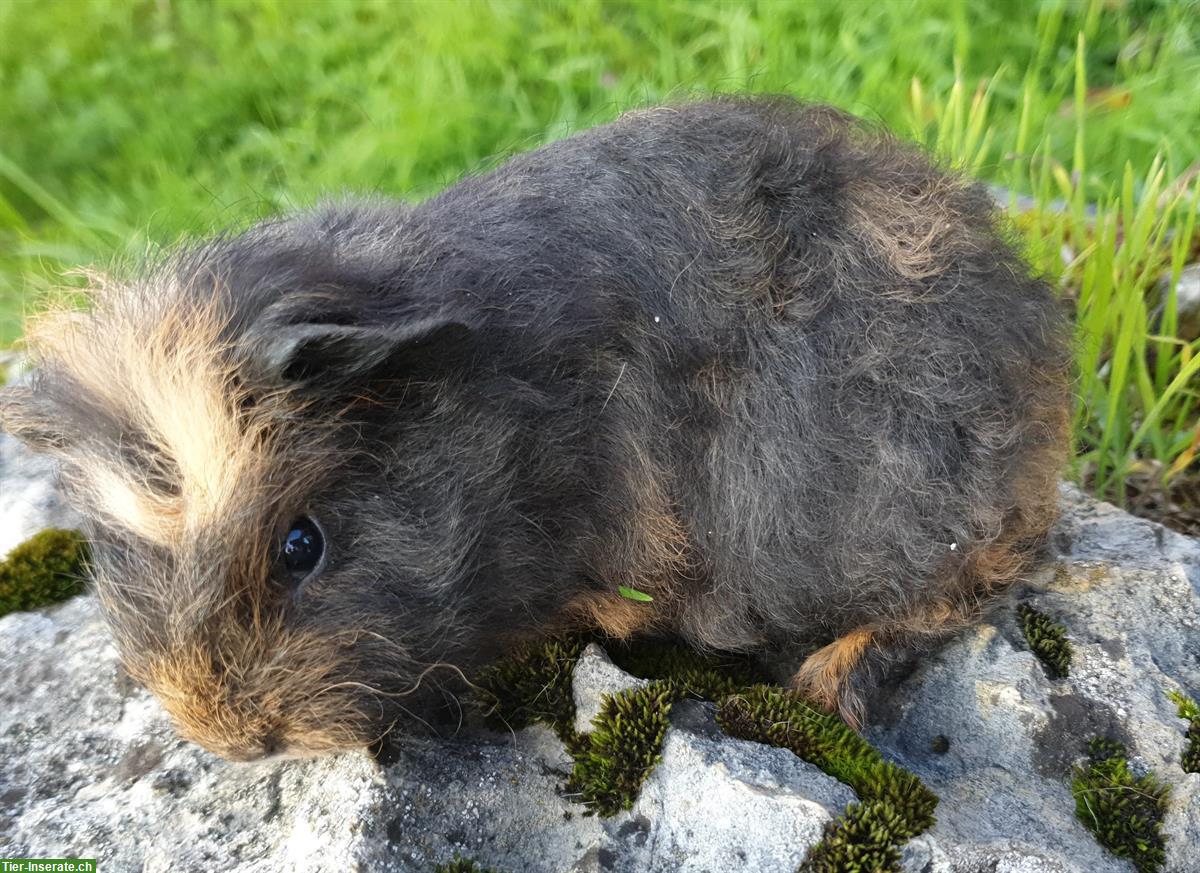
[280,515,325,581]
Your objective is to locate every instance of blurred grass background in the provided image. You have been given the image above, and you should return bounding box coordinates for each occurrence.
[0,0,1198,521]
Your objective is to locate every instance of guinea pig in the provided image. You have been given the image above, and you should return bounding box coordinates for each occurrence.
[0,96,1071,761]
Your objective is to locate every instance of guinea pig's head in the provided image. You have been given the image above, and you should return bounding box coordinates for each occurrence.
[0,225,480,761]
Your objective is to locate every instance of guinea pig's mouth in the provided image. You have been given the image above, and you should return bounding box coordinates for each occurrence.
[176,719,374,762]
[173,700,385,760]
[219,738,286,763]
[128,630,382,762]
[221,735,331,763]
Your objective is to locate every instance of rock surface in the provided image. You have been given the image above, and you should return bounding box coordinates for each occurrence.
[0,357,79,558]
[1,429,1198,873]
[1156,262,1200,343]
[0,431,78,560]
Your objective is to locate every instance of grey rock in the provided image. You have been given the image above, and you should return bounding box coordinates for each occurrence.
[1155,262,1200,342]
[0,348,26,384]
[368,724,603,872]
[616,699,855,873]
[903,836,1084,873]
[572,642,650,735]
[0,355,77,559]
[0,431,78,560]
[2,468,1198,871]
[872,484,1200,873]
[569,641,855,871]
[945,845,1085,873]
[0,595,387,872]
[1161,774,1200,873]
[0,597,851,871]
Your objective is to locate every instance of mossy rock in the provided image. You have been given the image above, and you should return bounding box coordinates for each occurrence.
[1167,690,1200,774]
[606,637,768,700]
[476,637,938,871]
[800,800,907,872]
[0,528,91,618]
[567,679,677,816]
[717,685,937,870]
[1072,737,1169,872]
[1017,603,1072,679]
[473,634,588,745]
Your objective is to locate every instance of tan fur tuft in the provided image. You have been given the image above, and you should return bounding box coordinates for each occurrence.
[790,627,875,729]
[133,623,373,759]
[561,590,663,640]
[22,275,269,548]
[847,174,966,287]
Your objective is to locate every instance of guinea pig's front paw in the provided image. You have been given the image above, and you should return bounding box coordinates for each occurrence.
[789,627,875,730]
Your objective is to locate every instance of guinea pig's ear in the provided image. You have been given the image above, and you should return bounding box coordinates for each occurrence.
[250,317,474,390]
[0,383,69,452]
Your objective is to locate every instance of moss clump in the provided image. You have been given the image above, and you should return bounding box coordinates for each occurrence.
[433,858,499,873]
[1017,603,1072,678]
[718,685,937,871]
[1072,737,1170,873]
[567,680,677,816]
[800,800,910,872]
[1167,689,1200,774]
[0,528,91,618]
[608,638,768,700]
[473,634,587,745]
[565,638,772,814]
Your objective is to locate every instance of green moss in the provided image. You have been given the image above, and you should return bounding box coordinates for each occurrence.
[473,634,588,745]
[1072,737,1170,873]
[800,800,907,873]
[0,528,90,618]
[567,680,677,816]
[475,638,938,869]
[1017,603,1072,679]
[561,640,765,816]
[608,638,768,701]
[718,685,937,871]
[1167,689,1200,774]
[433,858,499,873]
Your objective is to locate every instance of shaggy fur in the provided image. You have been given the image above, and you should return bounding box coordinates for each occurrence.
[0,97,1071,758]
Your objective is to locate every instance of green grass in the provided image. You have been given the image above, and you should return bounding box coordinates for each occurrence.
[1,0,1198,506]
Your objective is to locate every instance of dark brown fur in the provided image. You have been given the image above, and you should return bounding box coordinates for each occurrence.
[0,97,1072,757]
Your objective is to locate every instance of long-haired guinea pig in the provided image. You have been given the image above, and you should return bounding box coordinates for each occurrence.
[0,97,1071,761]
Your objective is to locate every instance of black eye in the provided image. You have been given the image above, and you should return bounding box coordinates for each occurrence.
[281,515,325,580]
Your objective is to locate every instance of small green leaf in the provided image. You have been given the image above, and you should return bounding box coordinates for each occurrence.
[618,585,654,603]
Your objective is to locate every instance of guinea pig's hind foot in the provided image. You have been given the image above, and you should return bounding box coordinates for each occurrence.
[788,627,874,730]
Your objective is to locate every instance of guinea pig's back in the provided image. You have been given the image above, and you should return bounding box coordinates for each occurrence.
[413,97,1072,653]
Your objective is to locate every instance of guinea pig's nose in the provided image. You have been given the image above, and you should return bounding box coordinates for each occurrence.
[256,735,286,760]
[226,735,283,762]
